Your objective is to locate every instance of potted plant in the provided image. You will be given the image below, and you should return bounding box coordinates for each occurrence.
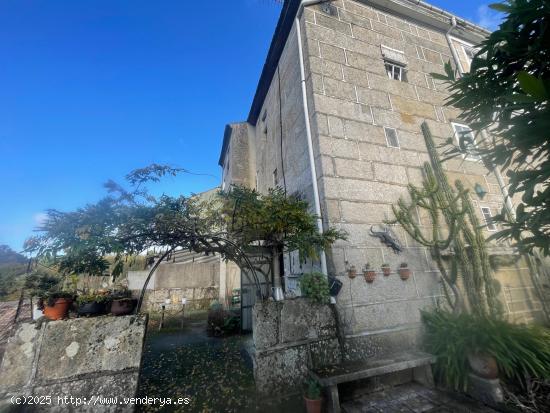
[43,291,74,320]
[398,263,411,280]
[347,263,357,279]
[467,352,499,379]
[77,293,109,317]
[363,263,376,283]
[24,272,74,320]
[381,263,391,276]
[109,289,138,316]
[299,272,330,304]
[304,379,322,413]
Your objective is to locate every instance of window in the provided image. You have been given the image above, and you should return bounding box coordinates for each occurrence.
[385,62,406,82]
[384,127,400,148]
[451,122,480,161]
[463,45,476,66]
[481,207,497,231]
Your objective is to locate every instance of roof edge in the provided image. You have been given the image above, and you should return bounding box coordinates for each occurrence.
[246,0,491,126]
[218,124,234,167]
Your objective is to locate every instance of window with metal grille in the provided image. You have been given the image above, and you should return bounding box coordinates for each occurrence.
[384,127,400,148]
[451,122,480,161]
[481,207,497,231]
[385,62,406,82]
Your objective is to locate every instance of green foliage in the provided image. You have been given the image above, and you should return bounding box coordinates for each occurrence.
[24,165,210,278]
[218,186,346,262]
[24,166,345,287]
[422,309,550,391]
[299,272,330,304]
[391,122,500,316]
[43,291,74,307]
[76,293,110,305]
[24,271,62,297]
[304,378,322,400]
[433,0,550,255]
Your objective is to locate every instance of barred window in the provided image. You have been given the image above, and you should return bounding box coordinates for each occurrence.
[451,122,480,161]
[384,127,400,148]
[481,207,497,231]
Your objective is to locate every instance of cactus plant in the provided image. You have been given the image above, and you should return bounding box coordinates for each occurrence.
[390,122,500,316]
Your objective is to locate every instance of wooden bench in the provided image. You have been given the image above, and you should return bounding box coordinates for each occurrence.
[309,351,437,413]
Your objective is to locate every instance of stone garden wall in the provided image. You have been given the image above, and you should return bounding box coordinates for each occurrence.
[251,299,342,394]
[0,315,147,412]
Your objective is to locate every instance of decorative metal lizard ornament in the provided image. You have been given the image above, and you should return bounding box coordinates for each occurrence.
[370,225,403,253]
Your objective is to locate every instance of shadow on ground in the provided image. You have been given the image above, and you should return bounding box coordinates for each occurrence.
[137,312,302,413]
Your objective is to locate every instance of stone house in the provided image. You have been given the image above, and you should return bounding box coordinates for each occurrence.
[127,187,241,312]
[218,0,548,384]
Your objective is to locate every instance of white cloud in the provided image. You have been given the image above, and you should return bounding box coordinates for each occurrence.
[33,212,48,226]
[475,4,503,31]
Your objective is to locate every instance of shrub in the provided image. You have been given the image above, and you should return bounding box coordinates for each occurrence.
[76,293,110,305]
[299,272,330,304]
[422,309,550,391]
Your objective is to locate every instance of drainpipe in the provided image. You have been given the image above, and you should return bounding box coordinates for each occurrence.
[296,0,330,276]
[445,16,462,76]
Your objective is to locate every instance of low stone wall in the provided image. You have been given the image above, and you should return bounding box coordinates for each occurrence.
[0,315,147,412]
[136,287,219,313]
[251,299,341,395]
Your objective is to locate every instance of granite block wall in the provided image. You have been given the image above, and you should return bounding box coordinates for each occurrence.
[300,0,545,334]
[0,315,147,412]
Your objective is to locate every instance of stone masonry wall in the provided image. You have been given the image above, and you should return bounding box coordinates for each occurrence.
[0,315,147,412]
[299,0,544,343]
[251,299,341,395]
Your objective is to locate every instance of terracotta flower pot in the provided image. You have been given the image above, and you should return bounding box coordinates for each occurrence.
[468,353,499,379]
[382,267,391,276]
[43,298,72,320]
[304,397,322,413]
[399,268,411,280]
[348,267,357,279]
[364,270,376,283]
[110,298,137,316]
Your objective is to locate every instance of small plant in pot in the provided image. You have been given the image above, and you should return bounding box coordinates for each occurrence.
[346,262,357,279]
[381,263,391,276]
[77,293,109,317]
[363,263,376,283]
[43,291,74,320]
[300,272,330,304]
[304,378,322,413]
[109,289,138,316]
[398,263,411,280]
[24,272,70,318]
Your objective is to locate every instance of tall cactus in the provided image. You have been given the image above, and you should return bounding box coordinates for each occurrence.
[391,122,500,317]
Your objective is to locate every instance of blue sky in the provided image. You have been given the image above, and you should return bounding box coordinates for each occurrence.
[0,0,501,251]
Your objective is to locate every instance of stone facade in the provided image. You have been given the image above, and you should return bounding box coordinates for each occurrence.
[0,315,147,412]
[220,0,547,390]
[251,299,342,394]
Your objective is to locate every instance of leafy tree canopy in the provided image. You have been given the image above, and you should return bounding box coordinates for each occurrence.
[217,186,346,260]
[433,0,550,255]
[24,165,345,278]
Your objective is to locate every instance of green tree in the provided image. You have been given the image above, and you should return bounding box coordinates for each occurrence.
[433,0,550,255]
[24,165,345,286]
